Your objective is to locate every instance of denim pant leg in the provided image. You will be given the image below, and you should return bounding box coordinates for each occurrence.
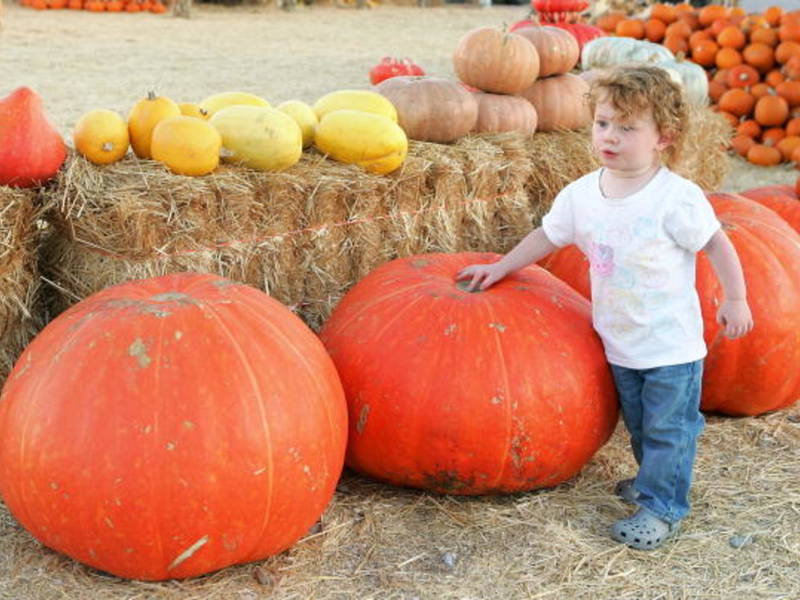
[612,360,705,523]
[610,365,645,465]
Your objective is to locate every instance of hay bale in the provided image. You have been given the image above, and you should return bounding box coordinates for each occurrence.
[41,106,728,329]
[0,187,44,384]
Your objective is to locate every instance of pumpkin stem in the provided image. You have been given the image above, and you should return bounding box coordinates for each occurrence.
[101,142,114,152]
[147,90,157,101]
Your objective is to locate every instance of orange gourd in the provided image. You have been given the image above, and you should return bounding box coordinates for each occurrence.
[717,25,746,49]
[719,88,755,117]
[0,273,348,580]
[747,142,782,165]
[743,42,775,72]
[727,64,759,88]
[616,19,645,39]
[777,80,800,106]
[731,133,755,156]
[319,253,619,494]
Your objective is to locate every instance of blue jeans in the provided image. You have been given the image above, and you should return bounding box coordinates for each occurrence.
[610,360,705,524]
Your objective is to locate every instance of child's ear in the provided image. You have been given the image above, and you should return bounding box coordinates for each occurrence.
[656,132,674,152]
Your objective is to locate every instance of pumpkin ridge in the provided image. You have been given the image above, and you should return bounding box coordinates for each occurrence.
[197,294,277,560]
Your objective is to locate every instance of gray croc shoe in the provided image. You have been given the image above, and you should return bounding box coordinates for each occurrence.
[614,478,639,504]
[611,508,680,550]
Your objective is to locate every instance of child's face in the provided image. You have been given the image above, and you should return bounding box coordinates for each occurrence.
[591,100,672,176]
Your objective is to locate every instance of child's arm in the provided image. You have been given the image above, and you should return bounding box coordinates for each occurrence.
[456,227,557,291]
[703,229,754,339]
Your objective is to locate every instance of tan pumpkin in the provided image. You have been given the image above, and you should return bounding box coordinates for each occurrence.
[374,76,478,143]
[151,116,221,176]
[518,73,591,132]
[73,109,130,165]
[127,91,181,159]
[453,27,540,95]
[472,92,538,134]
[513,26,579,77]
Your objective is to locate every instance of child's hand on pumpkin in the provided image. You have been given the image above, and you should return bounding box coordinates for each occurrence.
[716,299,754,339]
[456,262,509,291]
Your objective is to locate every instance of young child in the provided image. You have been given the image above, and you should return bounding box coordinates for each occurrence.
[457,65,753,550]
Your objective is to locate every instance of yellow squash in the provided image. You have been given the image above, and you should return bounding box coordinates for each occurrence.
[313,90,398,123]
[277,100,318,148]
[151,116,221,177]
[73,109,130,165]
[178,102,209,120]
[199,91,270,118]
[315,109,407,175]
[210,105,302,172]
[128,91,181,159]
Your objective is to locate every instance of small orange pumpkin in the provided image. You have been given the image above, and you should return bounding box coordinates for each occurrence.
[754,93,790,126]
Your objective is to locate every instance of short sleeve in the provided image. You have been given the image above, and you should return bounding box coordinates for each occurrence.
[664,184,720,252]
[541,187,576,248]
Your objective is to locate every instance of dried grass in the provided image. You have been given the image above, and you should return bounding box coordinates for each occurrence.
[41,106,729,331]
[1,403,797,599]
[0,187,44,386]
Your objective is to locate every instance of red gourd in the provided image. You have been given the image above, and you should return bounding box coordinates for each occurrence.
[0,87,66,188]
[0,273,348,580]
[369,56,425,85]
[540,193,800,416]
[320,253,619,495]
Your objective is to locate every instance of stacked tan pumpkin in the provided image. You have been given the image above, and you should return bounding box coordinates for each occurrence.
[594,3,800,167]
[72,88,408,176]
[373,26,591,143]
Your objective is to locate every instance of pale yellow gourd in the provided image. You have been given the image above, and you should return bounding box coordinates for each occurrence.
[210,105,302,172]
[127,91,181,159]
[277,100,318,148]
[151,116,222,177]
[199,92,271,118]
[315,109,407,175]
[73,109,130,165]
[313,90,398,123]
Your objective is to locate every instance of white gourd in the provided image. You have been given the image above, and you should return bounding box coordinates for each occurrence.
[656,59,709,107]
[580,37,675,71]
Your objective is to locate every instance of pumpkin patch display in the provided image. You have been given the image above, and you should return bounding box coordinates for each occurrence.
[314,109,407,175]
[150,116,222,176]
[72,109,130,165]
[452,27,541,95]
[0,273,348,580]
[209,105,302,172]
[127,91,181,160]
[374,76,478,143]
[0,87,66,188]
[540,193,800,416]
[320,253,619,495]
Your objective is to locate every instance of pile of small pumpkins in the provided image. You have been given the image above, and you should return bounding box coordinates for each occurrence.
[594,3,800,167]
[372,24,591,144]
[20,0,167,12]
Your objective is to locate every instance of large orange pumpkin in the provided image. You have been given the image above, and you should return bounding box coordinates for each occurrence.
[0,87,66,188]
[739,184,800,232]
[0,273,348,580]
[539,193,800,416]
[319,253,619,495]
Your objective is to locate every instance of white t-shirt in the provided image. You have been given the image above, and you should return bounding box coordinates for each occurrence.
[541,167,720,369]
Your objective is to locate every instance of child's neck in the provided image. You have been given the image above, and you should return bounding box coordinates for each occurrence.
[600,162,663,200]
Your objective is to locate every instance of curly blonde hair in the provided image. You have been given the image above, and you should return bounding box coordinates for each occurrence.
[587,65,688,167]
